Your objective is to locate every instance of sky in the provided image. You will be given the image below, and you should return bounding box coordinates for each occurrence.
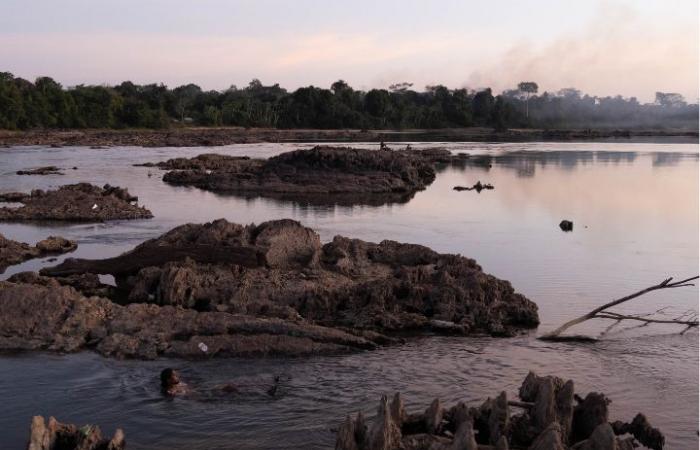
[1,0,698,102]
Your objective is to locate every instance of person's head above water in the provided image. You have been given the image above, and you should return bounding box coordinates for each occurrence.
[160,368,180,390]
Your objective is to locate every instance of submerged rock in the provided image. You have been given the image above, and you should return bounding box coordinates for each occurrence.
[0,183,152,221]
[453,181,494,192]
[16,166,64,175]
[26,416,124,450]
[41,218,539,338]
[0,233,77,273]
[559,220,574,232]
[144,146,462,206]
[335,372,665,450]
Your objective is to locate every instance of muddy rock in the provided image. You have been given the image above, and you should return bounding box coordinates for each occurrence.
[572,393,610,443]
[335,372,665,450]
[16,166,64,175]
[27,415,125,450]
[0,183,151,222]
[149,146,458,206]
[0,276,382,359]
[42,219,540,337]
[0,233,77,273]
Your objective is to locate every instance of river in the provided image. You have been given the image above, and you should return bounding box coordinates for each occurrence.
[0,141,697,449]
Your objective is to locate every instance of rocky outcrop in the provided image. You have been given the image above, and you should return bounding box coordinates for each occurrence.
[145,146,462,206]
[41,219,539,338]
[0,183,152,221]
[0,275,381,359]
[26,416,124,450]
[335,371,665,450]
[0,234,77,273]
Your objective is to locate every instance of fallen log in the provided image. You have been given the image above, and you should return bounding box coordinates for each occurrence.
[540,276,699,341]
[40,243,267,276]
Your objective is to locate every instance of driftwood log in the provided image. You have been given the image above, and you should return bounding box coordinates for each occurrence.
[40,243,267,277]
[540,276,699,341]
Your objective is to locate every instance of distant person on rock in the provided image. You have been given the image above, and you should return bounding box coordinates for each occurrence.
[160,368,282,398]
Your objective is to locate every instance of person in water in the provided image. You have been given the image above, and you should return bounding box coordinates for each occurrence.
[160,368,281,397]
[160,368,190,396]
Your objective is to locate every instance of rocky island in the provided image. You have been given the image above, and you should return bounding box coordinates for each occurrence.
[0,233,77,273]
[142,146,466,205]
[0,219,539,359]
[0,183,152,221]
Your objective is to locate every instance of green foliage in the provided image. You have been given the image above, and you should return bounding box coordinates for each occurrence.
[0,73,696,130]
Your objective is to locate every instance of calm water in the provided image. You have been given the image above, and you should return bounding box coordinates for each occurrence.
[0,142,698,449]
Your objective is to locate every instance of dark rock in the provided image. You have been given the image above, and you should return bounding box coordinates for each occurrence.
[0,183,152,221]
[572,392,610,442]
[453,181,494,192]
[0,234,77,273]
[16,166,64,175]
[334,372,663,450]
[147,146,463,206]
[611,413,665,450]
[560,220,574,232]
[0,276,380,359]
[42,219,540,338]
[26,415,124,450]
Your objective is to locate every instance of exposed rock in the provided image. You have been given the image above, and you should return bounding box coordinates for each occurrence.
[368,396,402,450]
[0,234,77,273]
[16,166,64,175]
[41,219,540,338]
[424,399,443,435]
[611,413,665,450]
[572,422,617,450]
[453,181,494,192]
[26,416,125,450]
[0,276,381,359]
[335,372,665,450]
[148,146,462,206]
[519,371,575,443]
[0,183,151,221]
[572,393,610,443]
[559,220,574,232]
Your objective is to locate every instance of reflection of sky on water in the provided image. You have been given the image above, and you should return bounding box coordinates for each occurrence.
[0,142,697,449]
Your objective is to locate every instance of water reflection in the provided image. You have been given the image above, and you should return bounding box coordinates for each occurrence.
[0,142,697,449]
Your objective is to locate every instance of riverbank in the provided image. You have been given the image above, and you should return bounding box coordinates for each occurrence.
[0,127,697,147]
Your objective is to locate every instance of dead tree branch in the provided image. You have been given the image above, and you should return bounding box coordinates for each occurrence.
[540,276,699,341]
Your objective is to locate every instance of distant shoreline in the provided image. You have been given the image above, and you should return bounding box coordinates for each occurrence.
[0,127,697,148]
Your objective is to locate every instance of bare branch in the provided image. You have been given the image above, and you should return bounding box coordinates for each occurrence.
[540,275,699,341]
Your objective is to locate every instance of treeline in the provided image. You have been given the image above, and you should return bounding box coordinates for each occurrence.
[0,72,696,130]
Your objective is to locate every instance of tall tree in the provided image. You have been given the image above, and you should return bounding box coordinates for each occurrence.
[518,81,539,118]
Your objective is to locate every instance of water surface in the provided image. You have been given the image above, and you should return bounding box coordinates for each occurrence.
[0,142,697,449]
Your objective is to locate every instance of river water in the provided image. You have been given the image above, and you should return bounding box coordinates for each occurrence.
[0,142,698,449]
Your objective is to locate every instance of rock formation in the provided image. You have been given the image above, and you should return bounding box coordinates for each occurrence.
[41,218,539,338]
[335,371,665,450]
[0,219,538,359]
[0,233,77,273]
[16,166,64,175]
[0,183,152,221]
[141,146,466,206]
[26,416,124,450]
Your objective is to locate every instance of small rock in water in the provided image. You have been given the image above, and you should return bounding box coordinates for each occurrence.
[559,220,574,232]
[453,181,494,193]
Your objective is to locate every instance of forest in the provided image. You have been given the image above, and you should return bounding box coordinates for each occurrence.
[0,72,697,131]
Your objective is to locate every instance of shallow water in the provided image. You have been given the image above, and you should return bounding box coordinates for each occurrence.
[0,142,698,449]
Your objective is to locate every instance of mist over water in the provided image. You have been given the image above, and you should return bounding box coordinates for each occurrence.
[0,142,697,449]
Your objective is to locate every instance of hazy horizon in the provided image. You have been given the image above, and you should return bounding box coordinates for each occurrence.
[2,0,698,103]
